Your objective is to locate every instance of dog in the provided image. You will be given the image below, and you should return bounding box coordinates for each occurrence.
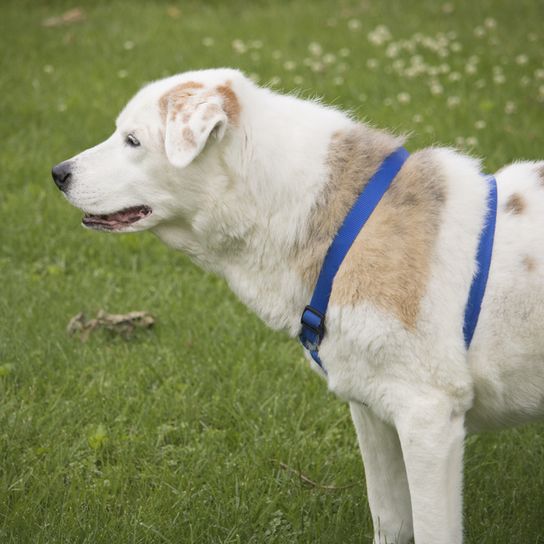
[52,68,544,544]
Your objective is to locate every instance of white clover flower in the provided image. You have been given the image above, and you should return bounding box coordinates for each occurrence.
[450,42,462,53]
[283,60,296,71]
[117,69,128,78]
[448,71,461,81]
[250,40,263,49]
[447,96,460,108]
[475,79,486,89]
[308,42,322,57]
[358,93,367,102]
[520,75,531,87]
[43,64,54,74]
[333,76,345,86]
[493,73,506,84]
[465,64,477,75]
[455,136,465,146]
[442,3,454,14]
[504,101,517,114]
[430,80,444,95]
[348,18,362,31]
[339,48,350,58]
[466,136,478,147]
[397,92,411,104]
[474,120,486,130]
[515,54,529,65]
[202,37,214,47]
[57,101,67,112]
[366,58,379,69]
[368,25,392,45]
[539,85,544,96]
[123,40,135,50]
[323,53,336,65]
[412,113,423,123]
[384,97,393,106]
[310,61,324,73]
[386,43,400,58]
[484,17,497,29]
[473,26,485,38]
[535,68,544,80]
[232,39,247,54]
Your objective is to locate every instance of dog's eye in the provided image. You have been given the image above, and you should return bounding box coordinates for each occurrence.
[125,133,140,147]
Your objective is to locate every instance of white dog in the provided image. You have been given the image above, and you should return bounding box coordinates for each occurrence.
[52,68,544,544]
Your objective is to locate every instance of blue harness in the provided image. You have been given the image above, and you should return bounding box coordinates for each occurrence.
[299,147,498,372]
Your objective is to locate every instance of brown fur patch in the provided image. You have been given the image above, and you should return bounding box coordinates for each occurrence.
[216,84,240,124]
[159,81,204,120]
[182,127,196,148]
[202,103,222,121]
[296,126,446,329]
[522,255,536,272]
[505,193,525,214]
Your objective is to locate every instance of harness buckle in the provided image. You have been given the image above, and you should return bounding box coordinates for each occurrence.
[299,305,325,352]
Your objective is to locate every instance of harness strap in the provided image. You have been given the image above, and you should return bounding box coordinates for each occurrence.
[299,150,498,373]
[299,147,410,371]
[463,175,497,347]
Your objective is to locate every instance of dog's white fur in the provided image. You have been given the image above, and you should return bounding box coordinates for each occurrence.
[59,68,544,544]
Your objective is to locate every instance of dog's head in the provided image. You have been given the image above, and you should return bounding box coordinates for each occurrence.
[52,68,245,233]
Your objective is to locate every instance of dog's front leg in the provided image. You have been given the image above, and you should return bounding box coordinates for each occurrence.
[394,393,466,544]
[350,402,414,544]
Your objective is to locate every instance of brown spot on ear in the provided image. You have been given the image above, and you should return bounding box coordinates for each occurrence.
[182,127,196,148]
[159,81,205,120]
[296,126,446,329]
[202,103,222,121]
[505,193,525,214]
[216,84,240,124]
[522,255,536,272]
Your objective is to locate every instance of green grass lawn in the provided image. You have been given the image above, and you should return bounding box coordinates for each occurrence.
[1,0,543,542]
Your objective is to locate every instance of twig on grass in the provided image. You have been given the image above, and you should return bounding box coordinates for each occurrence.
[271,459,357,491]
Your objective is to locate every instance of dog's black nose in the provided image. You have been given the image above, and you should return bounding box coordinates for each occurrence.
[51,161,72,191]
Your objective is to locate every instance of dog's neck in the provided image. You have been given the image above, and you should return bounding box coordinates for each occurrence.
[155,85,402,336]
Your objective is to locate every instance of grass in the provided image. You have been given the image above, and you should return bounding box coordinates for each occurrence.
[1,0,543,542]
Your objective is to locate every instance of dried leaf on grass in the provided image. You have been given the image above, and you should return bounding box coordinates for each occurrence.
[67,310,154,341]
[42,8,86,28]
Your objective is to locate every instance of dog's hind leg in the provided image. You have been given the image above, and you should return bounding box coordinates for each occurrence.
[350,402,414,544]
[394,392,465,544]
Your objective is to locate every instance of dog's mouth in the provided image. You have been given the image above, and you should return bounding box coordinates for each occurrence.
[82,205,152,231]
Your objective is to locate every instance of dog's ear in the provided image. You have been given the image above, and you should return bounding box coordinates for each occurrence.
[160,82,236,169]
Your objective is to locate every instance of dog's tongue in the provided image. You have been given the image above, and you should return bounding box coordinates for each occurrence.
[82,205,151,230]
